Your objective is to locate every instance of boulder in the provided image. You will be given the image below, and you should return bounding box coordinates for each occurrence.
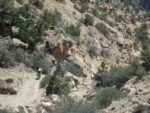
[45,35,73,59]
[0,78,18,94]
[12,38,28,49]
[50,94,60,104]
[41,102,52,111]
[12,26,19,34]
[64,72,80,87]
[81,68,89,77]
[83,90,96,101]
[117,38,124,46]
[18,106,28,113]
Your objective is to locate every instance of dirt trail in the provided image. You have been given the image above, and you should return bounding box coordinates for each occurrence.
[0,75,44,108]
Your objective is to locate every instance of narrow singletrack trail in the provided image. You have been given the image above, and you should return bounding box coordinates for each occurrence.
[0,77,44,107]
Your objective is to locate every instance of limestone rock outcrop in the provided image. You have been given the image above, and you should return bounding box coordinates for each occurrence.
[0,78,18,94]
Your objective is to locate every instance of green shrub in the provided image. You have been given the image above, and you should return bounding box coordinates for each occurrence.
[135,24,149,49]
[46,65,70,95]
[66,24,80,37]
[17,3,31,19]
[76,40,81,46]
[96,23,109,37]
[92,8,99,17]
[40,75,51,88]
[88,46,98,56]
[84,14,94,26]
[115,15,123,22]
[101,48,111,58]
[80,3,89,13]
[95,58,147,88]
[29,0,43,9]
[96,87,125,108]
[141,50,150,71]
[80,0,90,4]
[126,28,131,35]
[135,23,148,42]
[99,13,107,21]
[50,98,98,113]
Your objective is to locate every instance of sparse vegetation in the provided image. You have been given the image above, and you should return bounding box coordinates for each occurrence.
[76,40,81,46]
[101,48,111,58]
[84,14,94,26]
[95,58,147,88]
[50,97,98,113]
[96,87,125,108]
[40,75,51,88]
[96,23,109,37]
[88,46,98,56]
[133,104,150,113]
[66,24,80,37]
[99,13,107,21]
[141,50,150,71]
[135,23,148,41]
[92,8,99,17]
[126,28,131,35]
[135,23,149,49]
[80,3,89,13]
[115,15,123,22]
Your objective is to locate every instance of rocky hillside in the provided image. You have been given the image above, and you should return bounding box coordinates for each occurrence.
[0,0,150,113]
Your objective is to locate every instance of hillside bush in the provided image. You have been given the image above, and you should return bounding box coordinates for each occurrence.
[66,24,80,37]
[96,23,109,37]
[135,23,148,42]
[99,13,107,21]
[88,46,98,56]
[40,75,51,88]
[46,65,70,95]
[141,50,150,71]
[96,87,125,108]
[29,0,43,9]
[50,98,98,113]
[17,9,58,49]
[80,3,89,13]
[115,15,123,22]
[92,8,99,17]
[105,19,118,27]
[17,4,31,19]
[135,23,149,49]
[95,58,147,88]
[126,28,131,35]
[101,48,111,58]
[84,14,94,26]
[80,0,90,4]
